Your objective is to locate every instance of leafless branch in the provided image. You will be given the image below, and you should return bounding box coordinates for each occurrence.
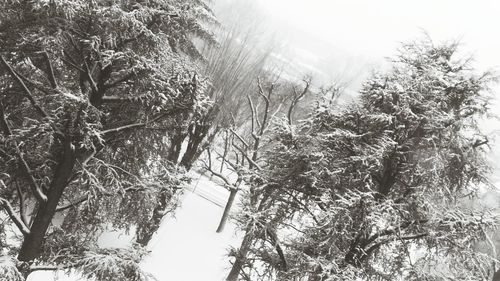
[202,148,232,189]
[288,78,311,125]
[231,142,262,171]
[229,129,250,148]
[256,77,270,104]
[247,95,257,139]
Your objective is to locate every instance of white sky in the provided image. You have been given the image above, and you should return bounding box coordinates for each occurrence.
[257,0,500,71]
[252,0,500,170]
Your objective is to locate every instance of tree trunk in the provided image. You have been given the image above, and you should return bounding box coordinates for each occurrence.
[167,131,186,163]
[136,189,171,246]
[18,139,76,262]
[493,269,500,281]
[179,123,207,170]
[220,130,230,173]
[216,188,237,233]
[226,230,253,281]
[226,191,271,280]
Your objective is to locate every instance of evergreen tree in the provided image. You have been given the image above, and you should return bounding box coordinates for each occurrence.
[0,0,214,279]
[228,40,498,280]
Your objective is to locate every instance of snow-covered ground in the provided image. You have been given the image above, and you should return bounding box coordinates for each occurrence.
[27,177,240,281]
[142,176,240,281]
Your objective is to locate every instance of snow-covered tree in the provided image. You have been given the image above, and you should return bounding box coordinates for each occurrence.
[229,40,498,280]
[0,0,214,279]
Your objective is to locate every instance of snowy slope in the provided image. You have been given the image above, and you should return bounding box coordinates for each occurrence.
[27,178,240,281]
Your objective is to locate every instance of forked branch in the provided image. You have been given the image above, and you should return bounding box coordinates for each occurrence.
[288,78,311,125]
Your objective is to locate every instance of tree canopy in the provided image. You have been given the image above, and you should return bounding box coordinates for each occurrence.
[0,0,214,279]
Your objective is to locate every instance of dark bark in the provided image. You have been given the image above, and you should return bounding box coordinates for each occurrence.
[179,123,208,169]
[226,192,271,280]
[0,101,11,135]
[493,269,500,281]
[216,188,237,233]
[17,138,76,262]
[167,129,187,163]
[376,156,398,198]
[265,228,288,271]
[89,65,112,107]
[227,230,253,281]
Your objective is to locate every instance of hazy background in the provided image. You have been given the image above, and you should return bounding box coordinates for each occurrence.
[223,0,500,180]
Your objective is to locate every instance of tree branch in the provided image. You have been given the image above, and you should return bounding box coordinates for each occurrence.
[55,195,88,212]
[231,142,262,171]
[229,129,249,148]
[104,71,135,89]
[0,102,47,202]
[61,51,85,73]
[41,51,58,89]
[288,78,310,125]
[0,56,48,117]
[256,77,270,104]
[247,95,257,140]
[100,122,147,135]
[0,195,30,236]
[16,180,29,227]
[203,148,232,189]
[0,101,12,135]
[100,95,151,103]
[100,108,189,136]
[83,60,98,94]
[16,146,48,203]
[265,227,288,271]
[29,263,75,273]
[363,232,428,260]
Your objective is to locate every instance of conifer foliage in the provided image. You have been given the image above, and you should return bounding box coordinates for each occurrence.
[0,0,214,279]
[228,40,498,280]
